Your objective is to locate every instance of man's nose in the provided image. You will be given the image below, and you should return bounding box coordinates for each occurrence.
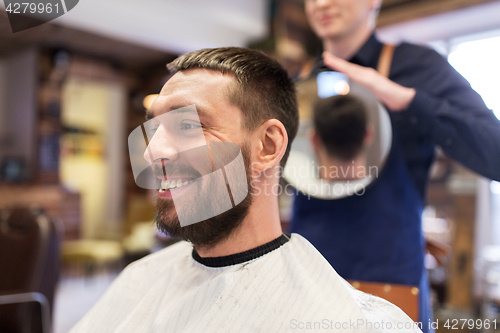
[315,0,333,8]
[143,126,179,164]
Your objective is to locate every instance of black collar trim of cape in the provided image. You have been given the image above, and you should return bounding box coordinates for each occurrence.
[192,233,291,268]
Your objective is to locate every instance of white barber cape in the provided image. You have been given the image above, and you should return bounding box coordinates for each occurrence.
[70,234,422,333]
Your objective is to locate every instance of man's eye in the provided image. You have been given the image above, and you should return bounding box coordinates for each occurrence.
[180,122,202,130]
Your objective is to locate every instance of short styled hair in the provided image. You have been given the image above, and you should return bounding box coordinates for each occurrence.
[313,94,368,161]
[168,47,299,166]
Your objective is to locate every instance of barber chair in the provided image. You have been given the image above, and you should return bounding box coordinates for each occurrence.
[0,207,61,333]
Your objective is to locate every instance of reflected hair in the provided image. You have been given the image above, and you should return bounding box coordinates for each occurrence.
[313,94,368,161]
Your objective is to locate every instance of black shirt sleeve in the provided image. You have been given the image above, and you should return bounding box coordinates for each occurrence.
[395,45,500,181]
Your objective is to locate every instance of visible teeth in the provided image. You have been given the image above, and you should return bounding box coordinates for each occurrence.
[160,178,195,191]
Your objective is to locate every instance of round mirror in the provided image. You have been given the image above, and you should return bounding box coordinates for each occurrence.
[283,73,393,199]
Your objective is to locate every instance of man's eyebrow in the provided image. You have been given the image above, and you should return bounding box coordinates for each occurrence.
[145,105,210,121]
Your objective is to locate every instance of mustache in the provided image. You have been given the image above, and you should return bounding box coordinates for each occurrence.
[152,160,205,179]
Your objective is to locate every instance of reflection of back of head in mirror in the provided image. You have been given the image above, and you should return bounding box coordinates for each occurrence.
[311,95,374,181]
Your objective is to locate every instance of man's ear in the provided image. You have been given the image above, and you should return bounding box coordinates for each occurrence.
[251,119,288,173]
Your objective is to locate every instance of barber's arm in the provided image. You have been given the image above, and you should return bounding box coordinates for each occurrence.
[323,51,500,181]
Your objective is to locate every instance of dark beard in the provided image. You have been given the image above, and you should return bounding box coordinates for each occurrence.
[154,143,253,249]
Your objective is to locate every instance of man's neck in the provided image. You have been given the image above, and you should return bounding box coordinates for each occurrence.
[194,183,283,258]
[323,27,374,60]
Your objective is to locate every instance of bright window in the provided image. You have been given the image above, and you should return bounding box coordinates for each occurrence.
[448,35,500,120]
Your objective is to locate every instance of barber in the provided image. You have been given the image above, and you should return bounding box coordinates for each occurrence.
[291,1,500,332]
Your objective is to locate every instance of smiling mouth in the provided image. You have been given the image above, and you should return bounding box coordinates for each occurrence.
[160,178,197,191]
[317,13,338,24]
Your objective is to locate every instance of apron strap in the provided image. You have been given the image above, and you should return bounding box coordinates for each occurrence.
[377,44,395,78]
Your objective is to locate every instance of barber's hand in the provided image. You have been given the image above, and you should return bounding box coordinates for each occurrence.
[323,51,416,112]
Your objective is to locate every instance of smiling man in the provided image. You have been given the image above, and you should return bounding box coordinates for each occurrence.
[70,47,421,333]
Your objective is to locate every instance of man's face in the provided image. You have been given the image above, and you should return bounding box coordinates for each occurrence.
[147,68,253,247]
[305,0,377,40]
